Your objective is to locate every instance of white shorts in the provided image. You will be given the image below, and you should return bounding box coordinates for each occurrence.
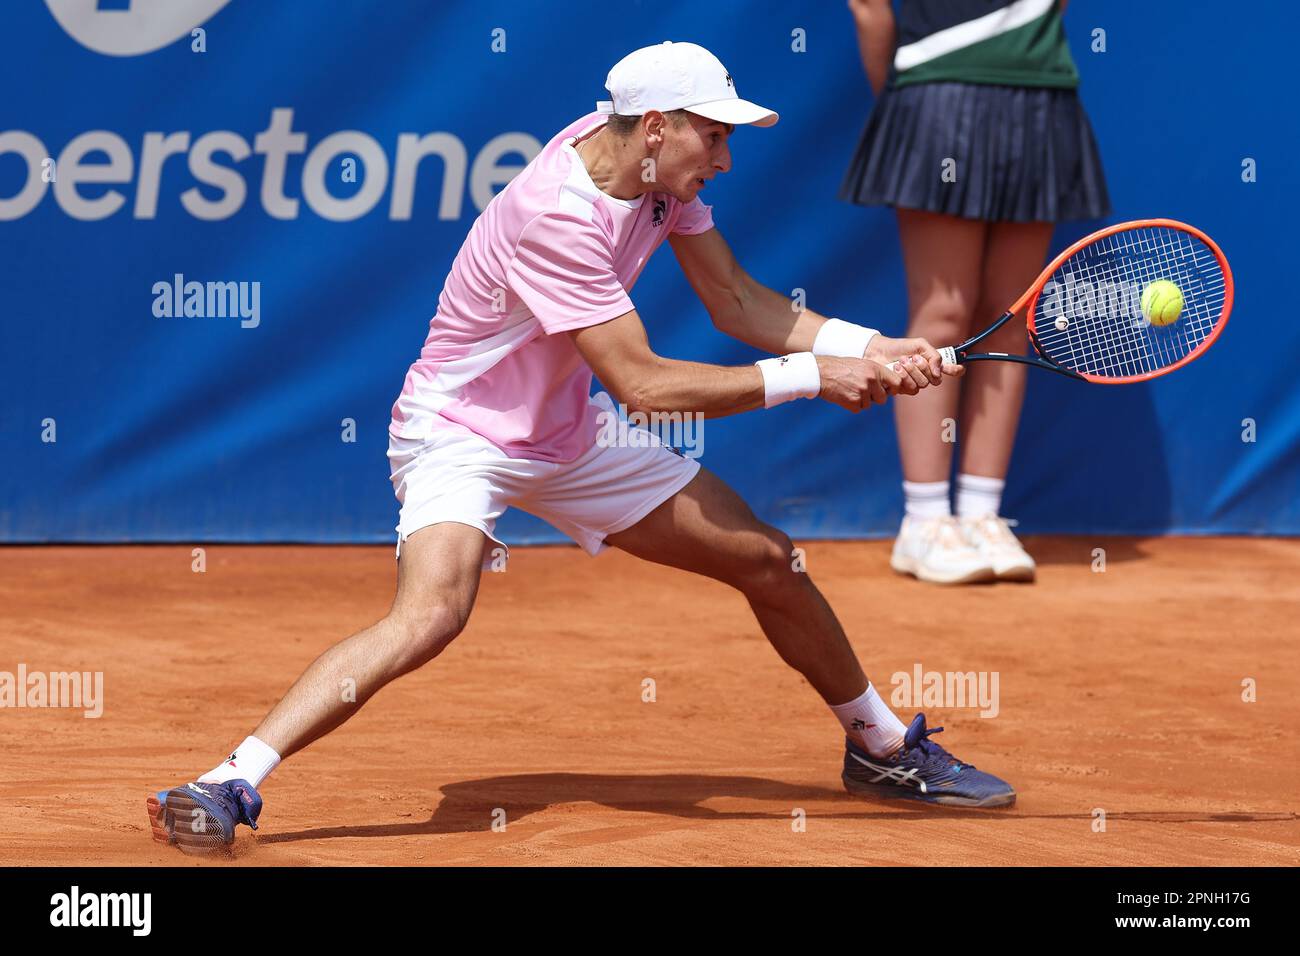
[388,399,700,567]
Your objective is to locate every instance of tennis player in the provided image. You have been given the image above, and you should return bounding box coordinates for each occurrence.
[147,41,1015,854]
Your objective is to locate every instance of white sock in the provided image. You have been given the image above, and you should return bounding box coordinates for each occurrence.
[955,473,1005,518]
[829,683,907,757]
[902,479,950,519]
[198,735,281,789]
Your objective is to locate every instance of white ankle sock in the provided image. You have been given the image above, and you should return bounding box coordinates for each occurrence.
[830,683,906,757]
[198,735,280,789]
[902,479,950,519]
[955,473,1005,518]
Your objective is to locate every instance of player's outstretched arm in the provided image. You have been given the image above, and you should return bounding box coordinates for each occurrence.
[569,309,913,417]
[668,227,958,383]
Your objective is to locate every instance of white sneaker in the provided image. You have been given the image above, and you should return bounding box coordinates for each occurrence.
[961,513,1036,582]
[890,515,996,585]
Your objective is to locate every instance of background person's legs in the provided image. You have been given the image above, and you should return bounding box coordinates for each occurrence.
[249,521,487,761]
[888,208,994,582]
[952,220,1054,580]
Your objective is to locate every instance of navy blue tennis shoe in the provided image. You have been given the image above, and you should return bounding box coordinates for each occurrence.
[843,713,1015,808]
[147,778,263,854]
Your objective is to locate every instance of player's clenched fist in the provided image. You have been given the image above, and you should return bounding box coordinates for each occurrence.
[816,356,905,411]
[865,335,965,384]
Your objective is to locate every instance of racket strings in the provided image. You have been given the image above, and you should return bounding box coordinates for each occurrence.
[1031,225,1227,379]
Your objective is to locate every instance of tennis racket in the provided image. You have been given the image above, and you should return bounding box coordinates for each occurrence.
[895,219,1233,384]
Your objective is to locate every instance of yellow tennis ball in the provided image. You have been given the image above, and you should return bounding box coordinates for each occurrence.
[1141,279,1184,326]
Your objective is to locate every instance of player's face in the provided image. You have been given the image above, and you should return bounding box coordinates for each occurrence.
[658,113,733,202]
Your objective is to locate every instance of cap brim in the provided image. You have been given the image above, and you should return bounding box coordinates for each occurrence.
[688,98,778,128]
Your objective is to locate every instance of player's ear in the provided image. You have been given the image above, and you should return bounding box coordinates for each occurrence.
[643,110,667,148]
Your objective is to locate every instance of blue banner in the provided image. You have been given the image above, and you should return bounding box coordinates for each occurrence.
[2,1,1295,542]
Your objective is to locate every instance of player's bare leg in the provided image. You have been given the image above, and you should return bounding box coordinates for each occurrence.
[148,521,487,850]
[955,220,1054,580]
[251,521,488,759]
[606,468,1016,806]
[606,468,866,706]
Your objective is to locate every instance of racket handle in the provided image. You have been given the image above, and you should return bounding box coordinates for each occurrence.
[886,346,958,373]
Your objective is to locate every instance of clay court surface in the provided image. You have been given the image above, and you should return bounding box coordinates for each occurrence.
[1,538,1297,867]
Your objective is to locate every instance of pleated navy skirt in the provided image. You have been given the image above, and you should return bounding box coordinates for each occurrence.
[839,81,1111,223]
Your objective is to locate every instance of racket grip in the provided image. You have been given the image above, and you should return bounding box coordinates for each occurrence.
[887,346,958,373]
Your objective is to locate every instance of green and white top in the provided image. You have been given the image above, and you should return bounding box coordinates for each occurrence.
[891,0,1079,90]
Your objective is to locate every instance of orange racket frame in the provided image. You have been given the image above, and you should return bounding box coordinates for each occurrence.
[939,218,1233,384]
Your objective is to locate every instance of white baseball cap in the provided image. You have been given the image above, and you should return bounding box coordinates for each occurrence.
[596,41,778,128]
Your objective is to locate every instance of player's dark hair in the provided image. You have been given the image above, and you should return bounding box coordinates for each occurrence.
[606,109,691,137]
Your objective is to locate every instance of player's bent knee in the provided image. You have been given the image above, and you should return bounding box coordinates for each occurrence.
[388,604,469,672]
[735,528,808,600]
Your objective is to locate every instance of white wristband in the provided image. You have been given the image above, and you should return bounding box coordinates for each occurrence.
[755,352,821,408]
[813,318,879,358]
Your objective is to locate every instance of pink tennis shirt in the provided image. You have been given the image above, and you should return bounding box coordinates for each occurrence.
[389,111,715,463]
